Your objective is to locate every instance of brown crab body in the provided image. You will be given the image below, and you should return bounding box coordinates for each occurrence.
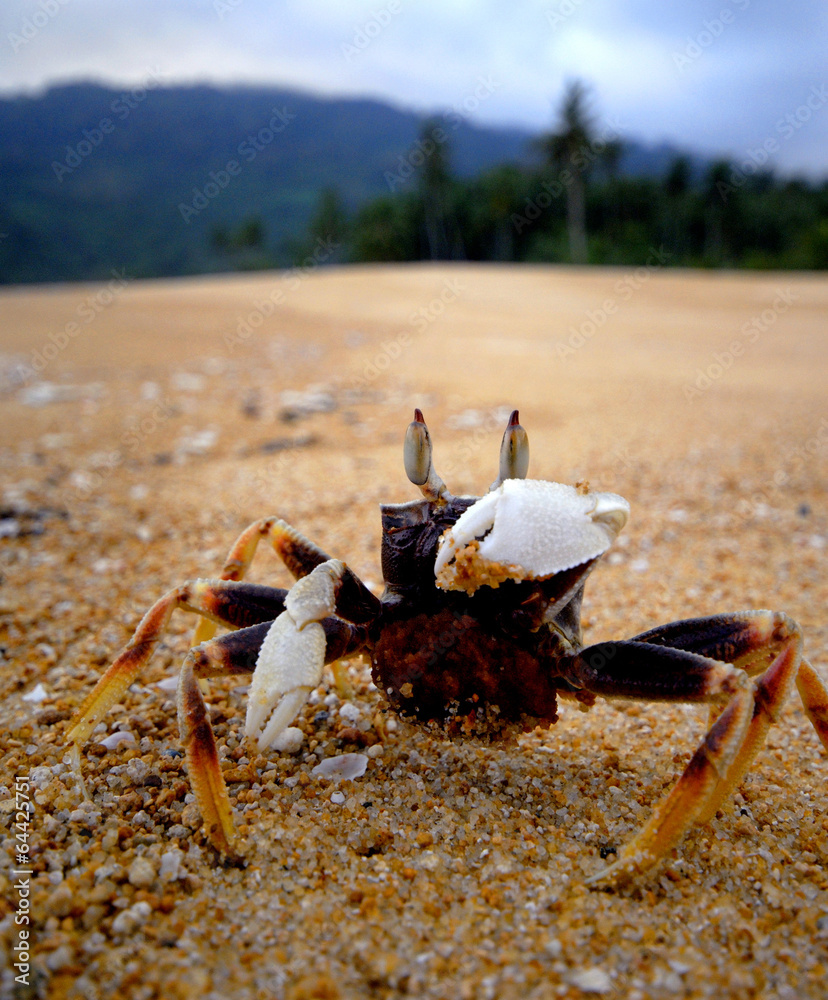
[371,600,565,730]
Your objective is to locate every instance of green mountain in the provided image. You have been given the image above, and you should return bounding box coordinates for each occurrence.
[0,81,707,284]
[0,82,534,283]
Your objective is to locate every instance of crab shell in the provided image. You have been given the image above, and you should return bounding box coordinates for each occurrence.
[434,479,630,595]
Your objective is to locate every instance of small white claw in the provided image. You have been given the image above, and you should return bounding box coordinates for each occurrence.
[246,560,343,752]
[245,614,325,751]
[286,559,344,628]
[435,479,629,588]
[259,687,314,751]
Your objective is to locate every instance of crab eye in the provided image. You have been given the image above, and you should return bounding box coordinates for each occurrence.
[491,409,529,490]
[404,410,431,486]
[404,409,449,502]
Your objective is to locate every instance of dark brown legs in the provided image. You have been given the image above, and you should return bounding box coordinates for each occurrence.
[563,611,828,884]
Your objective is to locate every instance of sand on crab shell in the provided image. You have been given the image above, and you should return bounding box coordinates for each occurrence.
[1,263,827,999]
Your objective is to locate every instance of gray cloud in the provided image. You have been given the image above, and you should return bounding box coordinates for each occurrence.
[2,0,825,175]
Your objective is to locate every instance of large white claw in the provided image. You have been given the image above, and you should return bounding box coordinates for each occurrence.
[435,479,629,593]
[245,560,344,751]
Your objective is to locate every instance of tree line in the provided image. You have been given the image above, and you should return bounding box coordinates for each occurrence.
[298,81,828,271]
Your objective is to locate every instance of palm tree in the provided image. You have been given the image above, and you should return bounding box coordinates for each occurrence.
[308,187,349,262]
[416,118,454,259]
[537,80,596,264]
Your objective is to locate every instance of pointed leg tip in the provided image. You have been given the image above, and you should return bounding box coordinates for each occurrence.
[584,851,648,889]
[212,831,244,863]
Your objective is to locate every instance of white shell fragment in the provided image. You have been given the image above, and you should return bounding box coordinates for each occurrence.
[435,479,629,592]
[22,682,49,703]
[98,731,137,750]
[311,753,368,781]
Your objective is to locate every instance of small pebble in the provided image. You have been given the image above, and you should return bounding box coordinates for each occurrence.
[338,702,362,723]
[160,848,184,882]
[45,944,75,971]
[111,901,152,936]
[22,681,49,702]
[128,856,157,888]
[125,758,150,782]
[569,968,613,994]
[271,726,305,753]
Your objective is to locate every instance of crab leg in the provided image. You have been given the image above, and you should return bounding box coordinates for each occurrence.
[573,611,823,884]
[76,609,367,856]
[179,580,370,854]
[178,642,247,857]
[182,614,370,855]
[66,580,289,749]
[632,612,828,754]
[193,517,333,645]
[796,658,828,752]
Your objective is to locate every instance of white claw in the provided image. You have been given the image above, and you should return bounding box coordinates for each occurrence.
[435,479,629,592]
[258,688,314,750]
[286,559,344,628]
[245,560,343,751]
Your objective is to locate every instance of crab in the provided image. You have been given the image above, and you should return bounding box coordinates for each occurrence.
[65,409,828,885]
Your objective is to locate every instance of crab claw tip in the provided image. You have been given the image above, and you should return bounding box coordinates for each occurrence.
[590,493,629,537]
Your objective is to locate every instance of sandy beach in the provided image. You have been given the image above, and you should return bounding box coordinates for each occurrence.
[1,262,827,998]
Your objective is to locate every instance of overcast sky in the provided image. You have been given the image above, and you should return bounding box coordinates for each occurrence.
[3,0,826,176]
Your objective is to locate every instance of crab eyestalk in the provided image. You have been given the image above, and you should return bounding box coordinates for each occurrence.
[491,409,529,490]
[405,409,449,502]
